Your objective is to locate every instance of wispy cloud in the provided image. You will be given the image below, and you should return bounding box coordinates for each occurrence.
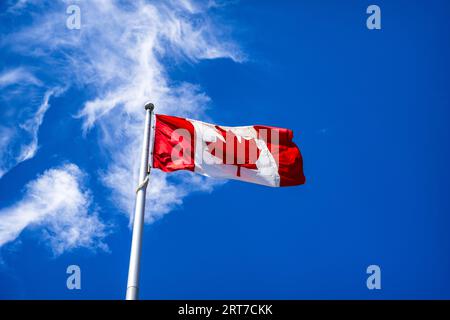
[17,87,65,162]
[0,126,15,178]
[0,81,61,178]
[0,61,65,182]
[0,164,108,255]
[3,0,242,222]
[6,0,30,13]
[0,68,42,88]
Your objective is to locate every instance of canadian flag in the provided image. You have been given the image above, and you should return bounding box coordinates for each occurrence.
[151,114,305,187]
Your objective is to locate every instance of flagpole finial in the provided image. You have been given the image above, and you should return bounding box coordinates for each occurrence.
[144,102,155,111]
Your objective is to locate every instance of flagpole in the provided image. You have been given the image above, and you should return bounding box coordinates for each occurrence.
[126,102,154,300]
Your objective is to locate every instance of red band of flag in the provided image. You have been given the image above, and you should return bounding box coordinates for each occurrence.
[152,114,305,187]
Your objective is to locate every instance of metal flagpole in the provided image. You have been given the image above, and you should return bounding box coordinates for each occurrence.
[126,102,155,300]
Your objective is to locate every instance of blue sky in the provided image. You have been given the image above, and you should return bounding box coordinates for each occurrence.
[1,0,450,299]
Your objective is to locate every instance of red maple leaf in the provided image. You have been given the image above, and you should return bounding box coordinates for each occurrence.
[206,126,260,177]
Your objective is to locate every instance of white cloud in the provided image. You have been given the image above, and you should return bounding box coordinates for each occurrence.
[17,87,65,162]
[0,84,62,178]
[6,0,29,12]
[3,0,242,222]
[0,67,47,177]
[0,164,108,255]
[0,68,42,88]
[0,126,15,178]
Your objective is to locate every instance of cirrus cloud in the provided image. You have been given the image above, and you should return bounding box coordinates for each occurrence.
[0,163,108,255]
[1,0,242,238]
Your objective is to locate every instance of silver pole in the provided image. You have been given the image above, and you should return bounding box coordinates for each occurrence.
[126,102,154,300]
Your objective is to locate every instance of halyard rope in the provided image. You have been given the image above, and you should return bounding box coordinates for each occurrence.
[135,164,151,193]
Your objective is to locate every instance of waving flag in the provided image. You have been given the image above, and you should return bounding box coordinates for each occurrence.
[151,114,305,187]
[127,105,305,300]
